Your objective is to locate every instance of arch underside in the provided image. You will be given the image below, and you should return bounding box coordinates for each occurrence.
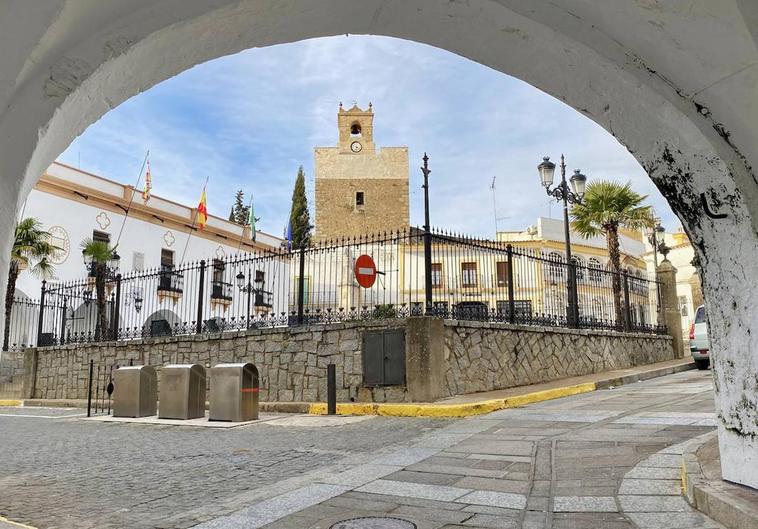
[1,0,756,487]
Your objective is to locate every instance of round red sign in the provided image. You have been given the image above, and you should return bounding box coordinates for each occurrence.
[354,254,377,288]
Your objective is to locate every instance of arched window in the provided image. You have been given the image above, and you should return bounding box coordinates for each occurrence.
[588,258,602,282]
[572,256,585,280]
[350,122,362,136]
[546,252,564,279]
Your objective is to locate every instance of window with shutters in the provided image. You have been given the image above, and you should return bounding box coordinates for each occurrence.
[496,261,508,287]
[431,263,442,288]
[461,262,478,287]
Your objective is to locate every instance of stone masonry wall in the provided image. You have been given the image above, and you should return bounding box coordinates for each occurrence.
[30,320,408,403]
[443,321,675,397]
[24,318,674,403]
[0,349,25,383]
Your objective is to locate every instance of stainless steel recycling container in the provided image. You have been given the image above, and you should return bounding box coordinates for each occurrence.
[113,365,157,418]
[209,363,259,422]
[158,364,206,419]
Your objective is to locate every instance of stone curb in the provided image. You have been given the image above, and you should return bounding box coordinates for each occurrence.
[594,359,695,389]
[12,361,695,418]
[681,431,758,529]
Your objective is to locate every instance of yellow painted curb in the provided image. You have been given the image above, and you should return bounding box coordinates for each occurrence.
[0,515,37,528]
[0,399,23,407]
[308,382,597,418]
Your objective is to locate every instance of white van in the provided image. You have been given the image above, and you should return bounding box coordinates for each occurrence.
[689,305,710,370]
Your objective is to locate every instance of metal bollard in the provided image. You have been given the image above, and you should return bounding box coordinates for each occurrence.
[327,363,336,415]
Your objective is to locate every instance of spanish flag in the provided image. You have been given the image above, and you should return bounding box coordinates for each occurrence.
[197,186,208,230]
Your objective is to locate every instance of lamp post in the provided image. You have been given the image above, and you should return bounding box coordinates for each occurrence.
[538,155,587,327]
[646,219,666,272]
[421,153,433,313]
[236,269,255,328]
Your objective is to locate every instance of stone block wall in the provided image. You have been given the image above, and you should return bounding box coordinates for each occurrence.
[23,318,674,403]
[0,349,25,383]
[30,320,408,403]
[442,321,674,397]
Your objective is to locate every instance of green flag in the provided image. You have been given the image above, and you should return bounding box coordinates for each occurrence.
[248,199,256,241]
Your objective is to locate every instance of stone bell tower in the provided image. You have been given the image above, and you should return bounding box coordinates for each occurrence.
[314,103,409,239]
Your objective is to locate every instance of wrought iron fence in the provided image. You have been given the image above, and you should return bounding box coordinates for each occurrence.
[5,227,666,349]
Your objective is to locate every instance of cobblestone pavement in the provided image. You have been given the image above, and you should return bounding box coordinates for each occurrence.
[0,370,720,529]
[197,370,721,529]
[0,410,451,528]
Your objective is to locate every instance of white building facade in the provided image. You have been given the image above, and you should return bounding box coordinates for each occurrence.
[8,162,286,349]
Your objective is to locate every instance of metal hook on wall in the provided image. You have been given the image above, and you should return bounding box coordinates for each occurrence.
[701,192,728,219]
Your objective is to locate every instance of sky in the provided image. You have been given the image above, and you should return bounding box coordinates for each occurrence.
[58,35,678,239]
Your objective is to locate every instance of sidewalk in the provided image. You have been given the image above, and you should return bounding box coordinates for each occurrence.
[193,368,718,529]
[307,358,695,417]
[14,358,695,417]
[682,432,758,529]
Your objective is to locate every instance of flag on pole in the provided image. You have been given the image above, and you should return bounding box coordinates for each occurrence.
[248,198,257,241]
[284,221,292,250]
[197,186,208,230]
[142,160,152,204]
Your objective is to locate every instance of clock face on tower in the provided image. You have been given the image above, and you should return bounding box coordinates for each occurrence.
[350,141,362,153]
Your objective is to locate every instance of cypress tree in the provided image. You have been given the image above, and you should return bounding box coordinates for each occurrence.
[229,190,250,225]
[289,166,312,248]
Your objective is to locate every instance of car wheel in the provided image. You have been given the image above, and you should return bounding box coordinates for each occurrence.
[695,359,710,370]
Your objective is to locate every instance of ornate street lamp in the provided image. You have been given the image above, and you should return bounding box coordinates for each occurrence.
[646,219,666,272]
[237,270,255,328]
[538,155,587,327]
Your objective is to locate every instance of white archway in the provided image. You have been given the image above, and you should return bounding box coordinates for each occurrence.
[1,0,757,487]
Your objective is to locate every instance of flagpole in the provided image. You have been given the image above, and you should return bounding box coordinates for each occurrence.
[236,193,255,254]
[180,176,209,264]
[115,150,150,247]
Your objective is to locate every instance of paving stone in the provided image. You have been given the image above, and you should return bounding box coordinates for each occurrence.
[618,495,692,512]
[460,505,522,516]
[447,439,533,457]
[625,511,722,528]
[342,491,467,512]
[623,466,681,479]
[322,495,399,513]
[356,480,471,502]
[617,479,681,495]
[459,514,521,528]
[320,464,403,487]
[407,462,508,479]
[552,512,634,529]
[453,477,530,494]
[553,496,618,513]
[455,490,527,510]
[391,505,472,524]
[638,454,684,468]
[385,470,461,486]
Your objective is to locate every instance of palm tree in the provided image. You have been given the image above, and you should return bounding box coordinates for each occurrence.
[4,218,59,351]
[80,238,119,341]
[570,181,655,326]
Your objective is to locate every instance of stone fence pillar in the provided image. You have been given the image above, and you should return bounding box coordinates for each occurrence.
[657,258,684,358]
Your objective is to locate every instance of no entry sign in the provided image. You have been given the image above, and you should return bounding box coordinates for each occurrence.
[354,254,377,288]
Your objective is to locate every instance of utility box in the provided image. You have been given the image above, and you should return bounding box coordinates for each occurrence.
[159,364,206,419]
[113,365,157,417]
[209,363,259,422]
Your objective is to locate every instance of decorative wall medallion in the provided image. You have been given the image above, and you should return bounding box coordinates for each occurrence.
[215,245,226,259]
[163,230,175,247]
[96,211,111,230]
[47,226,70,265]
